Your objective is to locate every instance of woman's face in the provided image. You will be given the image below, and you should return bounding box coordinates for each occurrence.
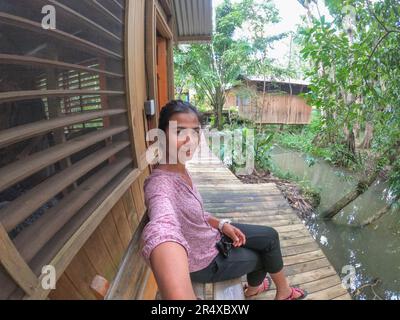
[165,112,200,164]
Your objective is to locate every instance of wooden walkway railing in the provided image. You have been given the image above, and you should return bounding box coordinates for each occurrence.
[186,137,352,300]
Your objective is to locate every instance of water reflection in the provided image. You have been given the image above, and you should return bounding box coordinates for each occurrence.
[270,146,400,300]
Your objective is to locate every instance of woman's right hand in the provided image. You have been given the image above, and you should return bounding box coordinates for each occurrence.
[222,223,246,247]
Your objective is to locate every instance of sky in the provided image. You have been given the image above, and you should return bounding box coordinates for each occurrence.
[212,0,331,68]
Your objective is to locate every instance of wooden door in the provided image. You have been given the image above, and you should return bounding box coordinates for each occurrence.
[156,36,169,112]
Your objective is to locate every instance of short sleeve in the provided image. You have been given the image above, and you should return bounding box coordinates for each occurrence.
[140,177,190,266]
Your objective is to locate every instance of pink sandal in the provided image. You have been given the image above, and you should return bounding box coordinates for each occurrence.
[283,287,308,300]
[243,276,272,298]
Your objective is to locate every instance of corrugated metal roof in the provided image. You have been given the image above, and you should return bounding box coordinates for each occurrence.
[245,76,310,86]
[173,0,213,43]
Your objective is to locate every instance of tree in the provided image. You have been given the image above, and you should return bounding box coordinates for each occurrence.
[174,0,249,129]
[174,0,283,130]
[299,0,400,220]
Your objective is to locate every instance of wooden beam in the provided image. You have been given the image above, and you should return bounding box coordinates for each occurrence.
[0,126,128,193]
[155,2,173,39]
[0,12,122,59]
[1,142,130,233]
[159,0,173,17]
[25,168,142,299]
[82,0,123,25]
[111,0,124,11]
[0,109,126,149]
[0,223,38,296]
[105,214,149,299]
[145,0,159,130]
[0,54,123,78]
[13,157,132,262]
[29,0,122,43]
[0,90,124,104]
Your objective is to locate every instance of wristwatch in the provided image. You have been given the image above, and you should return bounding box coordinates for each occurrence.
[218,219,232,232]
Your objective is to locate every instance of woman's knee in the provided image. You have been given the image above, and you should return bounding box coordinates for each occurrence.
[265,226,279,241]
[263,226,281,251]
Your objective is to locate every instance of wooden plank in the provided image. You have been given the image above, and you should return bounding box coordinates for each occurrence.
[155,2,173,39]
[122,189,139,232]
[63,250,98,299]
[284,258,331,276]
[280,236,315,248]
[0,224,38,296]
[0,109,126,149]
[0,141,129,231]
[253,274,344,300]
[111,200,133,248]
[145,0,158,130]
[98,210,126,268]
[111,0,125,10]
[0,266,20,299]
[26,168,141,299]
[283,250,326,266]
[307,284,349,300]
[0,12,122,59]
[49,274,84,300]
[130,181,145,222]
[282,242,320,256]
[0,54,123,78]
[83,230,118,281]
[14,158,132,263]
[105,215,150,299]
[159,0,173,17]
[0,126,127,193]
[30,0,122,43]
[0,89,124,104]
[82,0,123,24]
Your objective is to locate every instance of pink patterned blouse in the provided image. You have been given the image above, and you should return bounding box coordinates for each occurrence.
[140,168,222,273]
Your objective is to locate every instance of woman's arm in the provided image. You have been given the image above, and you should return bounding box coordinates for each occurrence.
[207,215,220,230]
[150,241,197,300]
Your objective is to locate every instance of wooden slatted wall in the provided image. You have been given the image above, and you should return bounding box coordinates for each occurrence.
[0,0,155,299]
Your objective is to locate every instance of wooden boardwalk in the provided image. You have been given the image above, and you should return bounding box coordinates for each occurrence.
[186,138,352,300]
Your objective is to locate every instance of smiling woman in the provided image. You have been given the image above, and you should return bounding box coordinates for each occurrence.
[140,100,308,300]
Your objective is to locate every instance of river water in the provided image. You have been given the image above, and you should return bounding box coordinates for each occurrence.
[270,146,400,300]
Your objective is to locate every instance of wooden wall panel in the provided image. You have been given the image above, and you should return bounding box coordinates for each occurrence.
[47,0,157,300]
[226,88,312,125]
[49,192,137,300]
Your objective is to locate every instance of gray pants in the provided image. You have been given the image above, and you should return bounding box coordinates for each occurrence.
[189,223,284,287]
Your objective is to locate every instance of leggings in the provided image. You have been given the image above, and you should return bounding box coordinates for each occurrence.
[190,223,284,287]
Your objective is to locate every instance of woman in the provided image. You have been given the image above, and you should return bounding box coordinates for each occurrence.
[140,100,307,300]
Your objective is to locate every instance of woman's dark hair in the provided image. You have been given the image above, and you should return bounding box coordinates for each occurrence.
[158,100,202,132]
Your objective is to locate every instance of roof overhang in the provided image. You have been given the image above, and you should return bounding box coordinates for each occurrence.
[172,0,213,43]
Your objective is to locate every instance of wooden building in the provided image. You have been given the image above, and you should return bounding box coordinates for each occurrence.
[0,0,212,300]
[225,76,312,125]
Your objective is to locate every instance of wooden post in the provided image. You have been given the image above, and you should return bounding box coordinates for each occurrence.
[0,223,38,297]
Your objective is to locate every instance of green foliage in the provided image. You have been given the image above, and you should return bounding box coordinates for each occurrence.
[174,0,285,130]
[297,0,400,198]
[254,131,275,170]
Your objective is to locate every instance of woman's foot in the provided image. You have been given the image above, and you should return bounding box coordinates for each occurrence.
[275,287,307,300]
[244,276,271,298]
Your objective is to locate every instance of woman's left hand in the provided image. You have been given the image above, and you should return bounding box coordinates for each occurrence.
[222,223,246,247]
